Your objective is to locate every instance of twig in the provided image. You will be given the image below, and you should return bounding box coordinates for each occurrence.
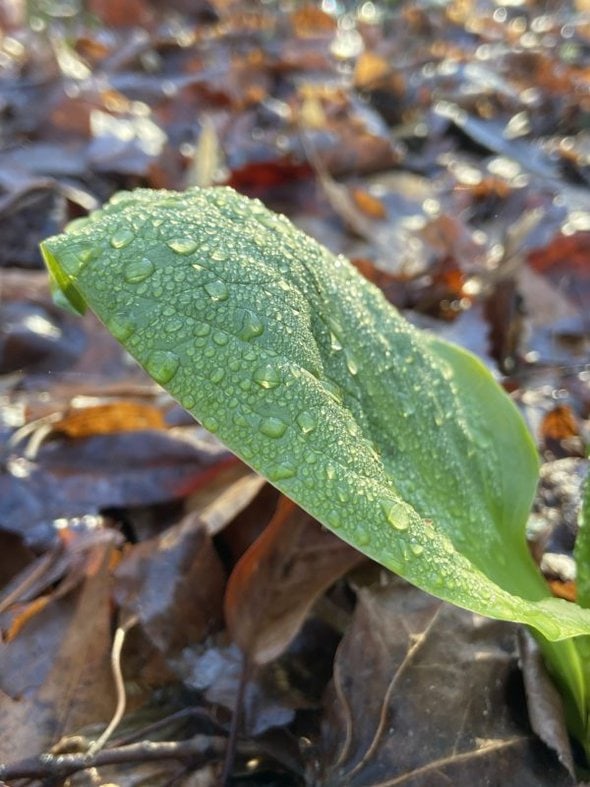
[219,652,251,786]
[0,736,226,782]
[87,614,138,756]
[111,707,225,747]
[0,547,63,614]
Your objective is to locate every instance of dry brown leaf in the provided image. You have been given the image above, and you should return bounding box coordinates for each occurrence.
[0,545,116,762]
[224,497,364,665]
[115,512,226,656]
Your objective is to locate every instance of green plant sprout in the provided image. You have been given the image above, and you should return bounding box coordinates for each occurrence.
[40,187,590,767]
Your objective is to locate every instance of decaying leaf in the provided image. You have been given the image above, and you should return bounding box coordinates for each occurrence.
[224,496,364,664]
[317,577,573,786]
[0,545,115,762]
[115,511,226,655]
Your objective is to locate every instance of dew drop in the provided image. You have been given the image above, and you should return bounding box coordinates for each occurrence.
[110,228,135,249]
[212,331,228,346]
[124,257,155,283]
[326,463,336,481]
[327,510,341,529]
[210,368,225,384]
[106,313,136,342]
[252,363,281,389]
[204,280,229,301]
[239,311,265,341]
[296,411,316,434]
[410,542,424,556]
[145,350,180,384]
[330,332,343,352]
[211,248,229,262]
[381,498,411,531]
[109,191,132,206]
[234,412,249,427]
[78,245,101,264]
[336,483,349,503]
[345,350,359,376]
[322,380,343,404]
[268,462,297,481]
[201,415,219,433]
[195,323,211,337]
[355,526,370,547]
[167,237,198,254]
[260,416,287,439]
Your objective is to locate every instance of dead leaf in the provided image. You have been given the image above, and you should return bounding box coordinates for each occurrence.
[317,576,572,786]
[224,498,364,665]
[53,401,166,438]
[0,545,116,762]
[528,232,590,310]
[1,427,232,547]
[114,511,226,655]
[518,629,575,778]
[290,5,336,38]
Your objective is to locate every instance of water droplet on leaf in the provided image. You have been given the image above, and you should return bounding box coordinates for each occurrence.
[124,257,155,283]
[253,363,281,389]
[268,462,297,481]
[201,416,219,433]
[195,323,211,337]
[330,332,342,352]
[260,416,287,438]
[204,280,229,301]
[167,238,198,254]
[239,311,265,341]
[106,313,136,342]
[110,228,135,249]
[296,411,316,434]
[345,350,359,375]
[212,331,228,346]
[145,350,180,384]
[381,498,411,531]
[327,510,341,528]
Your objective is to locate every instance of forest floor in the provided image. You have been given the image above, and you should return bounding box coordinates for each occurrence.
[0,0,589,784]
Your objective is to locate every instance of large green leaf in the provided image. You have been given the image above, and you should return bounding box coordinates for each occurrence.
[39,186,590,641]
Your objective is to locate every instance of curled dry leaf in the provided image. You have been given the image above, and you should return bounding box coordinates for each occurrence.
[518,629,575,778]
[224,497,364,665]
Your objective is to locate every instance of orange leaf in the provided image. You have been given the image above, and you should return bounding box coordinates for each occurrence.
[548,579,577,603]
[354,52,390,89]
[541,405,579,442]
[291,5,336,37]
[351,188,387,220]
[53,401,166,438]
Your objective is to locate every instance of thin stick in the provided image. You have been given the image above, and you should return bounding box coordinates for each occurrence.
[219,652,250,786]
[87,614,138,756]
[0,736,226,781]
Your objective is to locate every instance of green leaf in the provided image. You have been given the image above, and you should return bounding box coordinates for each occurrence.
[39,186,590,642]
